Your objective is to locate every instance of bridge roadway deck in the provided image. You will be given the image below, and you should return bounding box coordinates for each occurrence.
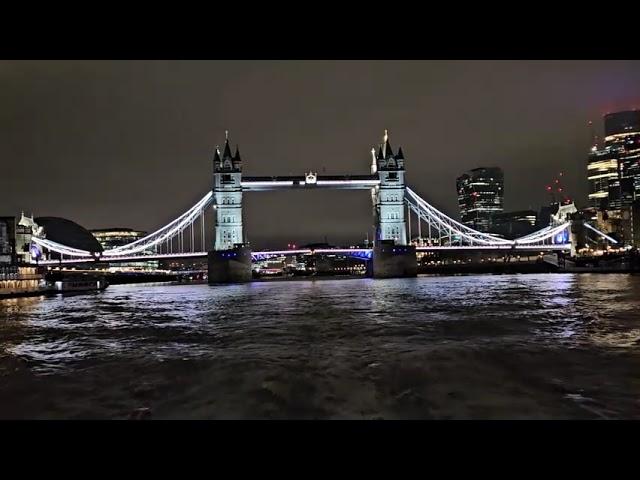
[32,244,571,265]
[241,175,380,191]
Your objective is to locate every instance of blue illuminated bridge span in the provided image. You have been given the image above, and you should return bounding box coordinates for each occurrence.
[27,131,617,266]
[34,244,583,266]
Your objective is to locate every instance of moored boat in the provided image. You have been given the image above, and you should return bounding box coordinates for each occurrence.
[0,265,48,298]
[47,272,108,293]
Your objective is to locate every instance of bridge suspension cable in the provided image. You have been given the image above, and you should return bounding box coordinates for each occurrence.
[582,222,618,244]
[31,191,213,259]
[404,187,579,247]
[31,236,96,258]
[103,191,213,256]
[405,187,513,246]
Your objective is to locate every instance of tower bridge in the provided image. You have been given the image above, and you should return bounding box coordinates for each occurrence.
[25,130,616,283]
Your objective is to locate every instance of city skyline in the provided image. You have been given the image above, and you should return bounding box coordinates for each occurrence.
[1,60,640,245]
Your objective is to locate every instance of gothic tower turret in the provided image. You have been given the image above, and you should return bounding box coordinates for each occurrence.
[232,145,242,171]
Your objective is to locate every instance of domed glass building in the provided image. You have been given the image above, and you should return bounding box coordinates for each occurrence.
[34,217,104,254]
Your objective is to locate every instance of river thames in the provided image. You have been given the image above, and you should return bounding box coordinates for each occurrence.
[1,273,640,419]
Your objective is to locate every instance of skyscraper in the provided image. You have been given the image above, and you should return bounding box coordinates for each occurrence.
[588,110,640,210]
[456,167,504,232]
[587,146,619,210]
[606,111,640,198]
[587,110,640,246]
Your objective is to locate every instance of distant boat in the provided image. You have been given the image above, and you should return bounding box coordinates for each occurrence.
[48,273,108,293]
[1,268,108,298]
[558,251,640,273]
[0,265,48,298]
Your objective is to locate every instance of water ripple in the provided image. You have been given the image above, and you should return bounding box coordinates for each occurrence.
[2,274,640,419]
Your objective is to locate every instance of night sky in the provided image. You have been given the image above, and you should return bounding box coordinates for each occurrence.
[2,60,640,248]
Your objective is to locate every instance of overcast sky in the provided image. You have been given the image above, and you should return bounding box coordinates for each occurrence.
[1,60,639,247]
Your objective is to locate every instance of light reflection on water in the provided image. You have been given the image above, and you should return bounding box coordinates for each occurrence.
[1,273,640,419]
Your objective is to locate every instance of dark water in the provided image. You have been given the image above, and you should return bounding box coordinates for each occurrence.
[1,274,640,419]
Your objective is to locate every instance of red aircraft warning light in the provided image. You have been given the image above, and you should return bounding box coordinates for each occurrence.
[545,172,572,205]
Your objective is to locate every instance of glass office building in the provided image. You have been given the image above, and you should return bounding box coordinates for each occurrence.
[456,167,504,232]
[588,110,640,210]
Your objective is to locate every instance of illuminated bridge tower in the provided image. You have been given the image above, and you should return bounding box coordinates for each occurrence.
[208,132,252,283]
[370,130,417,278]
[212,133,244,250]
[375,130,408,245]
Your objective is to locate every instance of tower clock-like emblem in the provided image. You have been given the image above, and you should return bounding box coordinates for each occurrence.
[305,172,317,184]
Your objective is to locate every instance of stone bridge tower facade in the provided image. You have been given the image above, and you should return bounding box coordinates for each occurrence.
[374,130,408,245]
[212,132,244,251]
[209,132,252,284]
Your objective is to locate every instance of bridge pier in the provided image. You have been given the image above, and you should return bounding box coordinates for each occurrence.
[369,241,417,279]
[207,244,252,284]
